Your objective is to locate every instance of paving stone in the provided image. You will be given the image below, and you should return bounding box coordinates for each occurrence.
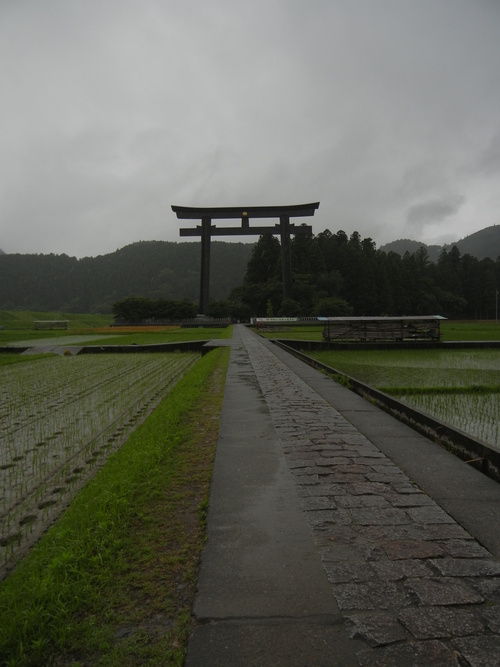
[439,540,492,558]
[471,578,500,603]
[371,559,434,580]
[321,472,367,484]
[320,448,355,457]
[357,639,461,666]
[314,456,357,472]
[482,607,500,633]
[452,635,500,667]
[323,562,376,583]
[314,456,352,466]
[334,464,374,475]
[384,493,435,508]
[361,525,424,542]
[291,466,323,476]
[244,330,500,661]
[320,543,372,563]
[341,435,373,445]
[317,524,356,545]
[346,611,407,646]
[407,506,455,524]
[293,474,319,485]
[367,472,409,483]
[429,557,500,577]
[299,496,337,511]
[285,449,316,459]
[391,483,422,494]
[369,464,405,475]
[421,524,474,541]
[332,580,410,610]
[336,495,390,509]
[381,539,445,560]
[301,483,347,497]
[347,482,391,495]
[365,546,386,562]
[350,507,410,526]
[310,437,343,446]
[286,458,316,469]
[354,452,388,460]
[398,606,486,639]
[305,508,351,527]
[405,577,484,605]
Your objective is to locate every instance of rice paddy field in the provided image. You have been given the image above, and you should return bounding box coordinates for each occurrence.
[0,350,199,578]
[306,348,500,450]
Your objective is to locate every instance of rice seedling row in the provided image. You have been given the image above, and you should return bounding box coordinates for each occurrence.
[397,391,500,448]
[307,348,500,449]
[0,352,199,578]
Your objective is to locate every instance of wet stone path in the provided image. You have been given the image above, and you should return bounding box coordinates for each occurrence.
[240,326,500,666]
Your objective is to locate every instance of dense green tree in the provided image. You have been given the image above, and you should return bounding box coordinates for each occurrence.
[277,298,302,317]
[244,234,281,284]
[112,296,197,321]
[312,297,353,317]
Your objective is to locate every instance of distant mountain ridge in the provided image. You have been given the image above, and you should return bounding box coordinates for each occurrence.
[0,240,253,313]
[1,224,499,315]
[379,225,500,261]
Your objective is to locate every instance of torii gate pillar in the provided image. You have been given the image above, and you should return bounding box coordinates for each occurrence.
[172,203,320,314]
[200,216,211,314]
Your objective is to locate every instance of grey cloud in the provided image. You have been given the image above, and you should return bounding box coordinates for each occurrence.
[406,196,465,230]
[1,0,500,257]
[476,133,500,175]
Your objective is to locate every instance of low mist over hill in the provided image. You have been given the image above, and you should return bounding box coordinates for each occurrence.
[380,225,500,261]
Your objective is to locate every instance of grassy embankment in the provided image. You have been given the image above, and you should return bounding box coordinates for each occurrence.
[0,319,230,666]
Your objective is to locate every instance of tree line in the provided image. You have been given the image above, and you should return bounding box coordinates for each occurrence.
[112,229,500,321]
[227,229,500,320]
[1,232,499,320]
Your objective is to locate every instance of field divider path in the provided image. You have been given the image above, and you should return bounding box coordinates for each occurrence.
[187,325,500,666]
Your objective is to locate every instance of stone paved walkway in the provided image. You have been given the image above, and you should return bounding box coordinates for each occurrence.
[238,325,500,666]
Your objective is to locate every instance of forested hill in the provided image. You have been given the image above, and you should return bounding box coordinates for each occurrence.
[0,240,253,313]
[380,224,500,261]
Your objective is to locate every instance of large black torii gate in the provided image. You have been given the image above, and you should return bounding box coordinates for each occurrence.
[171,202,320,314]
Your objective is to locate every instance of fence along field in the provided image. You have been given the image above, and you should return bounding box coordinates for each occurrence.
[0,351,199,579]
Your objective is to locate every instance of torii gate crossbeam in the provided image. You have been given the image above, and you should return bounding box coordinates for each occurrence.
[171,203,320,314]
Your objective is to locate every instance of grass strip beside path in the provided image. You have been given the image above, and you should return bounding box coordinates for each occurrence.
[0,347,229,667]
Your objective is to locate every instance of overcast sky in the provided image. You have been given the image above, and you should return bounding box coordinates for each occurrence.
[1,0,500,258]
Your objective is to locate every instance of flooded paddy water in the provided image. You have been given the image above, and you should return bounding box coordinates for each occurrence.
[307,349,500,450]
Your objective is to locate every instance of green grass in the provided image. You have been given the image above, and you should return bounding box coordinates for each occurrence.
[440,321,500,341]
[0,346,229,667]
[85,326,233,346]
[0,353,53,367]
[0,327,233,347]
[0,310,113,330]
[254,325,324,341]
